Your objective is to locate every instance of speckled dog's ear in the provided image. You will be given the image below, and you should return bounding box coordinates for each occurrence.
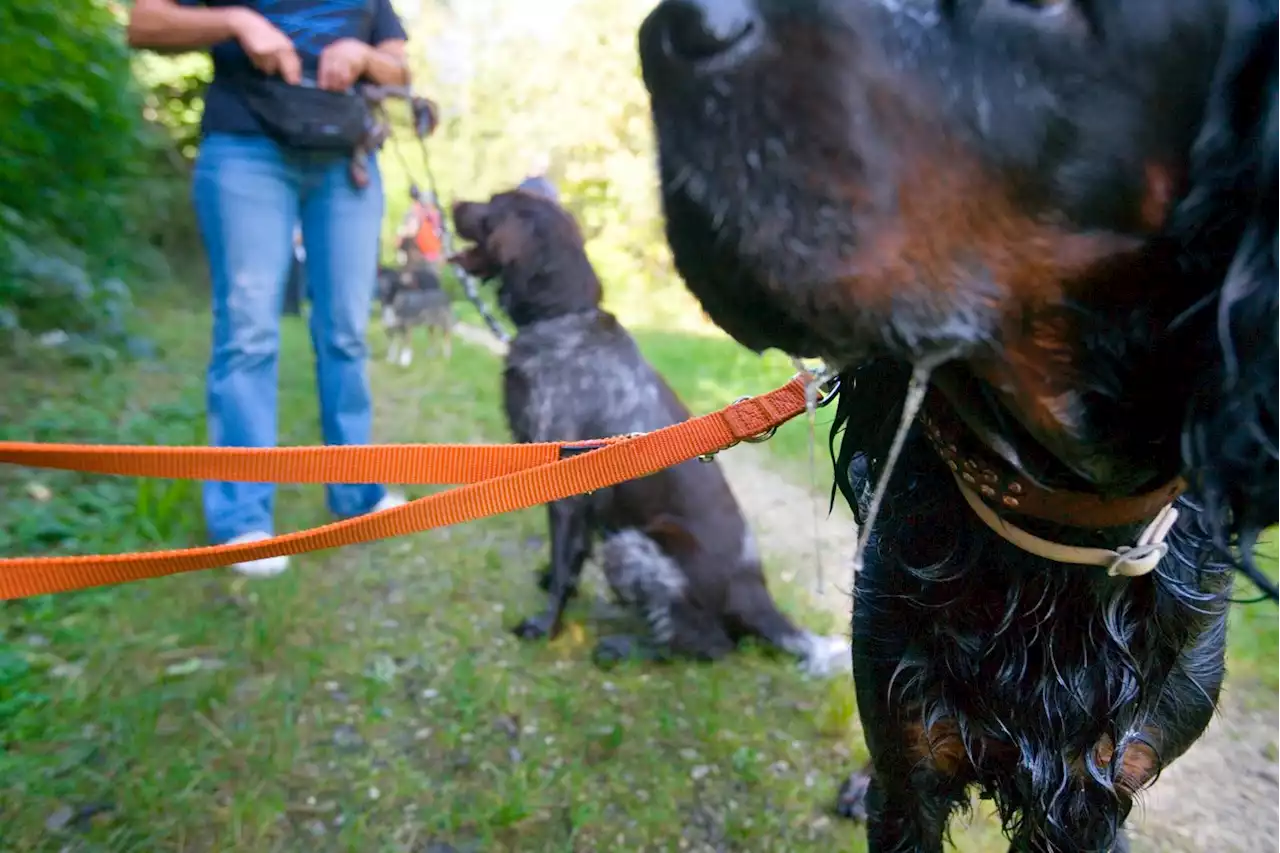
[483,213,534,270]
[449,199,489,241]
[450,197,534,279]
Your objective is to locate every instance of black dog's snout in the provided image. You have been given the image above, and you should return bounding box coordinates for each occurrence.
[646,0,761,70]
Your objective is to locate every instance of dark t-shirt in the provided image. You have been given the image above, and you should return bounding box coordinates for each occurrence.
[179,0,407,136]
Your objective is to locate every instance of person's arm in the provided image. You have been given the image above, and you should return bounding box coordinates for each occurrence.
[127,0,242,51]
[364,40,410,87]
[363,0,410,86]
[128,0,303,83]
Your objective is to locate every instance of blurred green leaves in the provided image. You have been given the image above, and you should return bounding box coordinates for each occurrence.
[0,0,200,355]
[391,0,707,328]
[0,1,141,237]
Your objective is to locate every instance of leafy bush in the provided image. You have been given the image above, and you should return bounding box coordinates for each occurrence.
[131,51,213,260]
[0,1,200,354]
[0,2,143,253]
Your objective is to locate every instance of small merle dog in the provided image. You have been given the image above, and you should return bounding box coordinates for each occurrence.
[639,0,1276,850]
[376,239,454,368]
[451,189,847,675]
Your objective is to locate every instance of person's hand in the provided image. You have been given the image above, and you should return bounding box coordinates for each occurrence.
[230,8,300,84]
[317,38,372,91]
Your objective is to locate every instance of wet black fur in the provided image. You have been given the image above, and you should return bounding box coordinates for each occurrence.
[639,0,1277,849]
[829,361,1236,851]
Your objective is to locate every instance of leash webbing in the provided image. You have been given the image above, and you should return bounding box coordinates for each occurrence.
[0,378,808,601]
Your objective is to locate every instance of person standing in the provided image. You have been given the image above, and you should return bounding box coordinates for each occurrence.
[517,152,559,202]
[397,186,444,266]
[127,0,411,576]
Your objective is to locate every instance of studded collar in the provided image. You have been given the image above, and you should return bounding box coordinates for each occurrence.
[919,392,1186,530]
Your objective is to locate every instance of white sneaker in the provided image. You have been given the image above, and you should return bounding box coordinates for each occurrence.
[370,491,408,513]
[225,530,290,578]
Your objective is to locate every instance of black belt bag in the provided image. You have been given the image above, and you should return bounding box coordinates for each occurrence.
[240,78,371,152]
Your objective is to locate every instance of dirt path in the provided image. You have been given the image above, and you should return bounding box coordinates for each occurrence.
[1133,698,1278,853]
[453,323,1278,852]
[717,444,858,620]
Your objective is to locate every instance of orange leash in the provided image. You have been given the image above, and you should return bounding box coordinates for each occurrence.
[0,378,807,601]
[0,439,620,484]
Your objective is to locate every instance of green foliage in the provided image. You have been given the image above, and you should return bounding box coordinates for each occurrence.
[132,52,214,161]
[0,212,135,365]
[0,0,198,355]
[0,1,142,249]
[386,0,707,329]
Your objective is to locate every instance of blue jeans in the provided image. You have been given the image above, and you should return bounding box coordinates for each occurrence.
[193,133,386,543]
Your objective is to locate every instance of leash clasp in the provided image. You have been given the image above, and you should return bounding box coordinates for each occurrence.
[697,365,839,464]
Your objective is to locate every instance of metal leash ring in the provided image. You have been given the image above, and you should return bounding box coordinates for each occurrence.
[697,397,780,463]
[813,374,841,409]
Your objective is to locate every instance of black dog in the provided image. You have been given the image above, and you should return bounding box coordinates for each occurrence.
[640,0,1276,850]
[451,189,847,674]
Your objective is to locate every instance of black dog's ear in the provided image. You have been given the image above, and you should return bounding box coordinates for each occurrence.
[1177,12,1277,575]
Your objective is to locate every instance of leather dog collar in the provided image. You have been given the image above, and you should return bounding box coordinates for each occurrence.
[949,473,1180,576]
[918,394,1186,531]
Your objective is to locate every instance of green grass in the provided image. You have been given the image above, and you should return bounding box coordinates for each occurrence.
[0,298,869,852]
[0,297,1275,852]
[1226,535,1280,696]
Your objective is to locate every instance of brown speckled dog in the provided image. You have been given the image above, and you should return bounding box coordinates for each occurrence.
[452,189,848,675]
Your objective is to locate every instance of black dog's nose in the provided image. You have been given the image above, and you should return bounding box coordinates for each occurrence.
[646,0,761,68]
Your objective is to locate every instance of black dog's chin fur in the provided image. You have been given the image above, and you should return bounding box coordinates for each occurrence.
[658,184,830,359]
[829,362,1233,850]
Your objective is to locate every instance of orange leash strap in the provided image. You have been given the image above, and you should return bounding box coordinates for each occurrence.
[0,439,621,484]
[0,378,807,601]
